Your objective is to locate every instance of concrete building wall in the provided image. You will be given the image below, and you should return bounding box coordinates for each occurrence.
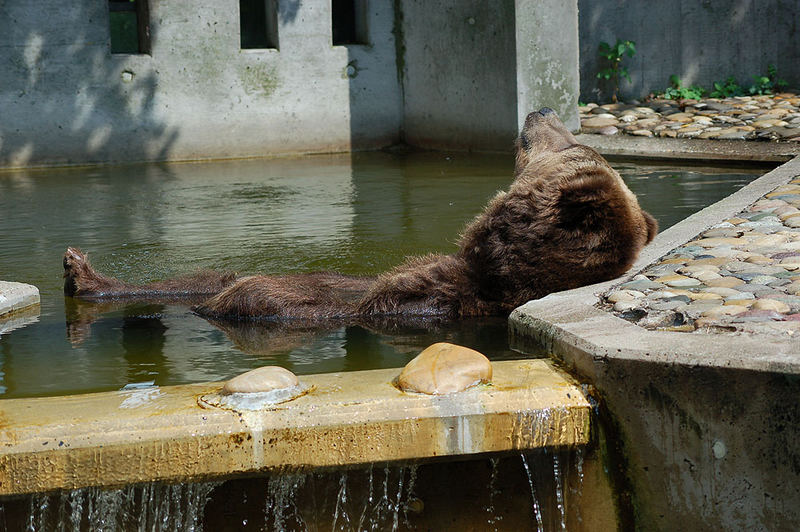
[399,0,519,152]
[516,0,580,132]
[579,0,800,103]
[0,0,402,167]
[0,1,582,167]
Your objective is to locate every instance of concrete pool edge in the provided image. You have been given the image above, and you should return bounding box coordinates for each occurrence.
[0,282,40,319]
[0,360,590,496]
[510,154,800,375]
[508,154,800,530]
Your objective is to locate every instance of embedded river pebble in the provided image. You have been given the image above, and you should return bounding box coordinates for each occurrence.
[603,175,800,335]
[581,93,800,142]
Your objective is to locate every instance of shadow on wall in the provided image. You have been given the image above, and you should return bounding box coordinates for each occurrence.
[0,2,178,167]
[579,0,798,103]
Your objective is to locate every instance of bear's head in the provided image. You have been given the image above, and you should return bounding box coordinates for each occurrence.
[513,108,658,247]
[513,107,580,176]
[458,108,658,307]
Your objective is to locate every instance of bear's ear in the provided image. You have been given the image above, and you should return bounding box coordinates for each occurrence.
[554,173,617,231]
[644,211,658,244]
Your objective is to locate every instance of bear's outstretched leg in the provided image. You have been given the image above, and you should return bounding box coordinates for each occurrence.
[63,247,238,299]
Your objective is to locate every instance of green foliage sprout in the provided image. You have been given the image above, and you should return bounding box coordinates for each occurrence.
[662,75,706,100]
[749,64,788,95]
[596,39,636,103]
[710,77,744,98]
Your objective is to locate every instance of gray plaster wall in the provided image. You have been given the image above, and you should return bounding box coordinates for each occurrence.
[516,0,580,132]
[0,1,582,166]
[399,0,519,152]
[0,0,402,167]
[579,0,800,103]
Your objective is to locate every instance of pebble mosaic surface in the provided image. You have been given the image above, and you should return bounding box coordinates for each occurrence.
[580,93,800,141]
[603,176,800,337]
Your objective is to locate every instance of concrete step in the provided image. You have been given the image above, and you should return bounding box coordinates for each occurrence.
[0,281,40,318]
[0,359,590,496]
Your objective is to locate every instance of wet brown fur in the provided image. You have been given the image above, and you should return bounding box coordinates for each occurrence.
[64,109,657,320]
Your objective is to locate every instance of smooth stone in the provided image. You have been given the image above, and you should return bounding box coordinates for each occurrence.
[752,299,791,313]
[744,254,773,265]
[690,237,744,248]
[682,300,723,318]
[692,271,722,283]
[701,305,748,318]
[649,299,689,311]
[607,289,645,303]
[731,272,770,282]
[638,311,686,329]
[737,285,784,297]
[786,281,800,295]
[749,275,780,285]
[631,129,654,137]
[690,257,731,266]
[725,218,749,225]
[598,126,619,136]
[655,274,702,287]
[397,343,492,395]
[702,286,743,297]
[643,266,680,278]
[688,291,723,301]
[614,300,641,312]
[705,277,746,288]
[718,131,750,140]
[648,289,691,299]
[725,292,755,301]
[724,299,755,308]
[701,228,743,238]
[678,264,720,274]
[619,279,666,291]
[582,117,619,128]
[731,310,785,322]
[222,366,300,395]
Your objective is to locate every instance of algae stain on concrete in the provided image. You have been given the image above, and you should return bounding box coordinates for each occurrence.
[240,64,280,98]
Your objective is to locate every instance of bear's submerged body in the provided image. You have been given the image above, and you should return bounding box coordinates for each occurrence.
[63,109,657,321]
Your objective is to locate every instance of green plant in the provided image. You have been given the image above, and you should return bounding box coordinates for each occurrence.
[710,76,744,98]
[596,39,636,103]
[662,75,706,100]
[748,64,788,95]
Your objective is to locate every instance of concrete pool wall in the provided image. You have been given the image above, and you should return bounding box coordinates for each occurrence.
[510,150,800,530]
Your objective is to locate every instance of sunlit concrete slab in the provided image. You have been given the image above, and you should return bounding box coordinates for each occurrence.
[0,360,590,496]
[0,281,40,318]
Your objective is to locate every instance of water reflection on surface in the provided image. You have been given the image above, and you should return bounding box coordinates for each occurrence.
[0,152,768,398]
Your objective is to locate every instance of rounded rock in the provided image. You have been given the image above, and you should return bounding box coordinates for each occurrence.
[222,366,299,395]
[607,289,646,303]
[702,305,749,318]
[397,343,492,395]
[752,299,791,313]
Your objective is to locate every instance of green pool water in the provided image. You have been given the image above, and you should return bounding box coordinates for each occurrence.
[0,152,768,398]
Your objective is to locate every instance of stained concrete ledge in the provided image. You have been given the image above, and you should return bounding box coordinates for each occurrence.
[0,281,40,318]
[0,360,589,496]
[509,155,800,530]
[577,133,800,163]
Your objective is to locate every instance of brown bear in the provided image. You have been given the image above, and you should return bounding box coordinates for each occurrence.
[63,108,657,320]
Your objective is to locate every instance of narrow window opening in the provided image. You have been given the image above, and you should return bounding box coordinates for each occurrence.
[332,0,369,45]
[240,0,279,49]
[109,0,150,54]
